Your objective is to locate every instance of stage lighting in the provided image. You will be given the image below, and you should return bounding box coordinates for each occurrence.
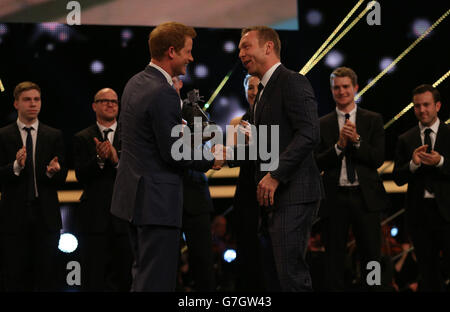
[306,9,323,27]
[121,28,133,47]
[121,28,133,41]
[390,227,398,237]
[379,57,396,73]
[223,249,236,263]
[223,41,236,53]
[324,50,344,68]
[182,232,186,242]
[58,233,78,253]
[0,23,8,36]
[218,96,229,107]
[46,43,54,51]
[412,18,431,38]
[58,31,69,42]
[90,60,104,74]
[194,64,209,79]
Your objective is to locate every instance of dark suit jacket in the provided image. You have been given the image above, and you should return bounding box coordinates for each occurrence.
[253,64,323,205]
[0,122,67,233]
[393,122,450,222]
[73,124,128,233]
[182,169,213,216]
[315,108,389,217]
[111,66,214,228]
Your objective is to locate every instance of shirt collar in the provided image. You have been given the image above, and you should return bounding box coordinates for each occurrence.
[97,121,117,133]
[260,62,281,88]
[149,62,173,86]
[336,105,357,118]
[17,118,39,132]
[419,118,440,134]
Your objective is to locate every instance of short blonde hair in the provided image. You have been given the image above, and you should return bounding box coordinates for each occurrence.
[330,67,358,86]
[14,81,41,100]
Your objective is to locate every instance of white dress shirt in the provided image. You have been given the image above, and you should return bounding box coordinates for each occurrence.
[96,121,117,169]
[13,119,39,197]
[334,106,360,186]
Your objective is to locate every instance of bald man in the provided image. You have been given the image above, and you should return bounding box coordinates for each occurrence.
[73,88,132,291]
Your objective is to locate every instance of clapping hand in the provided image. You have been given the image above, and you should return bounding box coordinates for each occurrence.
[47,156,61,174]
[94,137,119,164]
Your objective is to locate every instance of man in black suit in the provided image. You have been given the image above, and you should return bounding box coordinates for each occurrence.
[237,26,323,291]
[110,22,225,292]
[173,76,215,291]
[228,74,264,291]
[315,67,389,291]
[73,88,132,291]
[393,84,450,291]
[0,81,67,291]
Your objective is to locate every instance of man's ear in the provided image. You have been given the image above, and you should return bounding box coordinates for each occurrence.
[265,41,274,55]
[436,101,441,112]
[167,46,176,59]
[354,84,359,94]
[13,100,18,110]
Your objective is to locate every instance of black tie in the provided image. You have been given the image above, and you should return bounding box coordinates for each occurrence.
[103,128,113,142]
[344,114,356,183]
[424,128,432,153]
[252,83,264,123]
[423,128,433,193]
[24,127,36,201]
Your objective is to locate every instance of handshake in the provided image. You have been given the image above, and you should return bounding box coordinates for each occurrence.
[210,144,232,170]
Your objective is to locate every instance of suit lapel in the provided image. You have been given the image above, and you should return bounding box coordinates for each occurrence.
[12,123,24,150]
[434,121,448,151]
[355,108,365,138]
[329,111,340,143]
[255,65,283,125]
[92,124,103,141]
[35,123,45,177]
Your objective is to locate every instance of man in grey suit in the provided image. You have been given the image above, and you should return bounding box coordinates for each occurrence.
[111,22,225,292]
[237,26,323,291]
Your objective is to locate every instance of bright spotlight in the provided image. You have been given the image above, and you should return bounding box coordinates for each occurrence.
[223,41,236,53]
[194,64,209,78]
[324,50,344,68]
[390,227,398,237]
[90,60,104,74]
[412,18,431,37]
[0,23,8,36]
[223,249,236,263]
[379,57,396,73]
[306,9,323,27]
[58,233,78,253]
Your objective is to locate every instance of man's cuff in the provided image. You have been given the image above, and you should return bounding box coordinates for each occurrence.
[436,155,444,168]
[13,160,23,176]
[335,144,344,156]
[46,171,55,179]
[409,159,420,172]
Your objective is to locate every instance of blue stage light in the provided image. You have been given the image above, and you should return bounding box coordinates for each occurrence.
[223,249,236,263]
[58,233,78,253]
